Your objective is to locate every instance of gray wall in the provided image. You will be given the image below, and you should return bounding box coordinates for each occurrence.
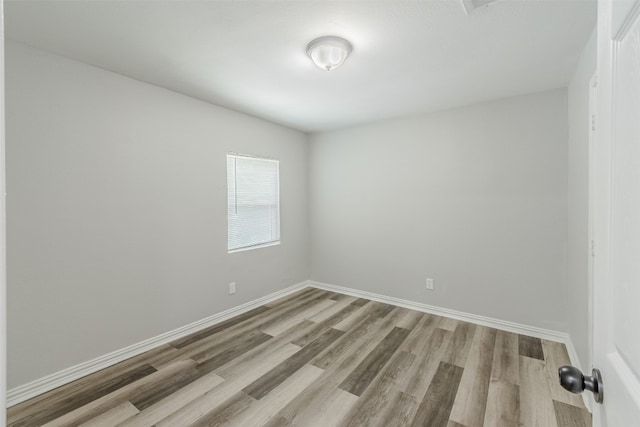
[6,42,310,389]
[567,29,596,370]
[309,89,569,332]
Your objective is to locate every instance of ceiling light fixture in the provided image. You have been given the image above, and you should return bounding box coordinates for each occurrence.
[306,36,353,71]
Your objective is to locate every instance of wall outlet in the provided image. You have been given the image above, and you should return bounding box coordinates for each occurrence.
[426,278,434,290]
[229,282,236,295]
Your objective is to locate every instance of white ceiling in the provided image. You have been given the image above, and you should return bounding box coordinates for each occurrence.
[5,0,596,133]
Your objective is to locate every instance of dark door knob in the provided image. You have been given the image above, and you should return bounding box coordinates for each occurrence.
[558,365,604,404]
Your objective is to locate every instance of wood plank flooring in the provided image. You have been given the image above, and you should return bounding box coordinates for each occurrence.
[7,288,592,427]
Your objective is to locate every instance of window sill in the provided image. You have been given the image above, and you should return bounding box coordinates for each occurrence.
[228,241,280,254]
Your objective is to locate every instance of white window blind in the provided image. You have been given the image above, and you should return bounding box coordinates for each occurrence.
[227,153,280,252]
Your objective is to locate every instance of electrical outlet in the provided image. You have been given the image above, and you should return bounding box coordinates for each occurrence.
[229,282,236,295]
[426,278,434,290]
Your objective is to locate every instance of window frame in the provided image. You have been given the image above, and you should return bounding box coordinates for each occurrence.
[226,152,281,253]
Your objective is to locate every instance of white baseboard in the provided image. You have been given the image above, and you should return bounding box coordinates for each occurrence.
[6,281,308,407]
[310,280,594,410]
[309,280,570,343]
[9,279,586,410]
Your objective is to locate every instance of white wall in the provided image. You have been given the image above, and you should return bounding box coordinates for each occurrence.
[5,41,309,389]
[567,29,596,370]
[310,89,569,332]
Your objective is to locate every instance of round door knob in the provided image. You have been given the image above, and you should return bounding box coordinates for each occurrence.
[558,365,604,404]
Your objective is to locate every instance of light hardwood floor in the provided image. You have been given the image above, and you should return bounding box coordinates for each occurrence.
[7,288,592,427]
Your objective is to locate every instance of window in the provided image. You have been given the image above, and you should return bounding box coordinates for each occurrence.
[227,153,280,252]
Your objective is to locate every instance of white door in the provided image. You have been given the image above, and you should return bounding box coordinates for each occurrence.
[592,0,640,425]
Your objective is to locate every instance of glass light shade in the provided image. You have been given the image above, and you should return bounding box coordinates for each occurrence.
[306,36,353,71]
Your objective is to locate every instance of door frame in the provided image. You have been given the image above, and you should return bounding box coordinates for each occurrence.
[587,72,597,414]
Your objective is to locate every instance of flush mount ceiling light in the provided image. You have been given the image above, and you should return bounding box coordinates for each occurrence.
[306,36,353,71]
